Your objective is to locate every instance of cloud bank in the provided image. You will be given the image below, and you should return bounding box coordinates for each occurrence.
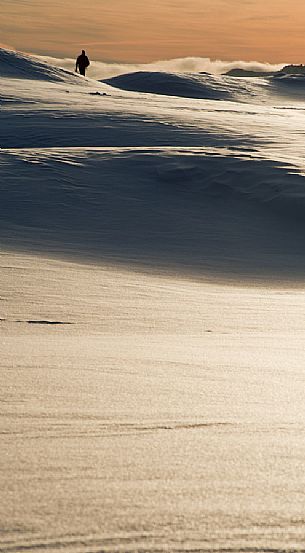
[38,54,285,80]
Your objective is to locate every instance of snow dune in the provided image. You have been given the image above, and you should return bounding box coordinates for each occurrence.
[1,146,305,280]
[104,70,233,100]
[0,48,81,83]
[104,68,305,104]
[1,47,305,280]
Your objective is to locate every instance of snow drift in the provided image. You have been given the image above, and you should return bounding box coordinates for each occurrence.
[1,147,305,279]
[103,71,232,100]
[0,48,80,82]
[1,47,305,280]
[103,70,303,103]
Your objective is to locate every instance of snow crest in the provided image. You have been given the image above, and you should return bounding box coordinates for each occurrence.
[104,71,233,100]
[0,48,79,82]
[103,70,300,103]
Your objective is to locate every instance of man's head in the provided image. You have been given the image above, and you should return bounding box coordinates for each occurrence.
[82,50,86,55]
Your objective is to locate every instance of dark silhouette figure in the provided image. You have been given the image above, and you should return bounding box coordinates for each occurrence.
[75,50,90,76]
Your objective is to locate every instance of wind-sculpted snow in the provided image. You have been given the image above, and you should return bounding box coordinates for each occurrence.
[272,73,305,85]
[104,71,233,100]
[103,69,305,105]
[1,48,305,279]
[0,48,80,83]
[103,70,270,102]
[103,69,305,104]
[1,147,305,279]
[268,73,305,102]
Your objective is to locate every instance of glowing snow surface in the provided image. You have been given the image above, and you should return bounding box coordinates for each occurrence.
[1,49,305,552]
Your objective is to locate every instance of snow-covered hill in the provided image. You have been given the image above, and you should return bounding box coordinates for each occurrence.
[104,68,305,104]
[104,70,233,100]
[0,47,82,82]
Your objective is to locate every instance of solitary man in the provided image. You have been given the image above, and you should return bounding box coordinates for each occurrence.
[75,50,90,76]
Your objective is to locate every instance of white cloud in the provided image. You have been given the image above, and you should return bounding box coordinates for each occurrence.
[38,54,285,80]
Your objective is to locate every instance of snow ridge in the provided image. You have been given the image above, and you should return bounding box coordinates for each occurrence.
[0,48,79,82]
[104,71,233,100]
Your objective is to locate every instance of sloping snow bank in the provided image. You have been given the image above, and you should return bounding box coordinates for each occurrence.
[1,147,305,280]
[0,48,80,83]
[104,71,232,100]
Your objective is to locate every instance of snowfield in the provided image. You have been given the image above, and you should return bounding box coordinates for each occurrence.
[2,48,305,552]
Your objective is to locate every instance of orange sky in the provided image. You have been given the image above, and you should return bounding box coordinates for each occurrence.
[1,0,305,63]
